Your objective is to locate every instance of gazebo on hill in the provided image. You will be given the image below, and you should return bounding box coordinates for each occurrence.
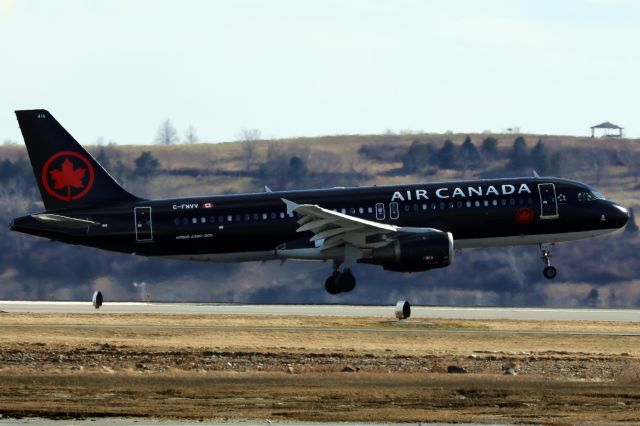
[590,121,623,138]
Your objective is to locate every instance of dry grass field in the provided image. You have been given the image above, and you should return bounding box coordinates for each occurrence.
[1,312,639,424]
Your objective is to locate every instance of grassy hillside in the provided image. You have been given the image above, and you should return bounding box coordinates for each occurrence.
[1,132,638,306]
[97,132,640,207]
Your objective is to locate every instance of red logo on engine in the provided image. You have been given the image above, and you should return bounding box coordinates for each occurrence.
[515,207,535,224]
[42,151,95,201]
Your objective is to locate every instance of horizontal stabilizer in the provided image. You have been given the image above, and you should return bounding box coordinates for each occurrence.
[32,213,100,229]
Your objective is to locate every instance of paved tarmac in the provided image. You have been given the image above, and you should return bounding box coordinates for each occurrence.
[1,301,639,321]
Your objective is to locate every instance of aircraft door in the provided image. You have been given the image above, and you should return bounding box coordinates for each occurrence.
[538,183,559,219]
[134,206,154,241]
[389,202,399,220]
[375,203,385,220]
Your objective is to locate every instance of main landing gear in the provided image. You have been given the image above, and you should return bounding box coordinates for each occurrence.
[540,243,557,279]
[325,261,356,294]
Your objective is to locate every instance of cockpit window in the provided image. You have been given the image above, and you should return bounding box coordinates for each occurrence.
[577,191,605,202]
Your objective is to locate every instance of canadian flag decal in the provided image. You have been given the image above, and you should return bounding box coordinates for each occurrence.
[202,202,213,209]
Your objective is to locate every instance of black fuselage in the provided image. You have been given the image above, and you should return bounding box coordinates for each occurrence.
[11,176,629,263]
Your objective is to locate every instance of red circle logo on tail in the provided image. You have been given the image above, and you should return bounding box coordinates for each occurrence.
[42,151,95,201]
[515,207,535,224]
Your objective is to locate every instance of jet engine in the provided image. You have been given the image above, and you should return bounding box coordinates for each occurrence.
[369,232,453,272]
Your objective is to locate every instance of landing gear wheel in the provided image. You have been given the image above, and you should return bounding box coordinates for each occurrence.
[539,243,557,279]
[338,270,356,293]
[325,272,341,295]
[543,266,557,279]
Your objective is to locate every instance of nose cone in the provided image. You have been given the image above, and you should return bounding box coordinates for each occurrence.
[609,203,629,229]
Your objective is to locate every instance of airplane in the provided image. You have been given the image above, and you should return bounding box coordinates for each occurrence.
[9,110,630,294]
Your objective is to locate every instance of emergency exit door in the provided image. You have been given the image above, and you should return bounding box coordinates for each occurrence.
[134,207,154,241]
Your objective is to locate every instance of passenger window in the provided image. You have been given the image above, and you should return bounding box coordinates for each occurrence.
[367,207,373,214]
[201,217,206,224]
[280,212,285,219]
[466,201,471,208]
[528,198,533,205]
[271,212,277,219]
[341,208,346,214]
[218,215,224,223]
[448,202,454,209]
[252,213,259,221]
[262,213,267,220]
[483,200,488,207]
[209,216,215,223]
[404,204,410,212]
[413,204,419,211]
[174,218,180,225]
[182,217,189,225]
[474,200,480,207]
[235,214,242,222]
[349,207,356,214]
[244,213,250,221]
[457,201,463,208]
[501,199,507,206]
[227,215,233,222]
[518,198,524,205]
[431,203,436,210]
[509,199,516,206]
[192,218,197,224]
[358,207,364,214]
[422,203,428,210]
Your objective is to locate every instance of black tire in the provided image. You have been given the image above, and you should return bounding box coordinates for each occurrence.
[325,273,342,294]
[543,266,557,279]
[339,270,356,293]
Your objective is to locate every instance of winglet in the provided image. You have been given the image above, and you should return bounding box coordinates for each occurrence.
[282,198,298,216]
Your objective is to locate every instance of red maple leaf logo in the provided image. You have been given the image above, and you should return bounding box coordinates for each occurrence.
[516,208,534,224]
[49,158,87,201]
[42,151,95,202]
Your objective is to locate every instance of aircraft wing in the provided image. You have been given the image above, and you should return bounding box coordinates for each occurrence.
[282,198,441,251]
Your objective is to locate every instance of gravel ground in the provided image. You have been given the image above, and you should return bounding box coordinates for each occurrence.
[0,313,639,425]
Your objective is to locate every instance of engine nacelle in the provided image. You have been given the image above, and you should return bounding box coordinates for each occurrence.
[370,232,453,272]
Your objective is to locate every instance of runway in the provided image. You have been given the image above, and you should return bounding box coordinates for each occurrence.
[1,301,640,321]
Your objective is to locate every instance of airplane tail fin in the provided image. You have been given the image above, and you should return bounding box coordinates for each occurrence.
[15,109,141,211]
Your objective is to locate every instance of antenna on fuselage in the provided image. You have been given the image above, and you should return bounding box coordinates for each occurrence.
[264,185,273,193]
[532,170,541,178]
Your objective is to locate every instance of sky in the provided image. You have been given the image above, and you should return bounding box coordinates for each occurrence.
[1,0,639,145]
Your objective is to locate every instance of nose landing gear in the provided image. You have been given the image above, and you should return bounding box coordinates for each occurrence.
[324,261,357,294]
[540,243,557,279]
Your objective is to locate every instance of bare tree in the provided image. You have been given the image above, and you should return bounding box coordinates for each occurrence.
[310,151,342,174]
[588,149,605,184]
[237,128,261,166]
[154,119,179,145]
[184,125,198,144]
